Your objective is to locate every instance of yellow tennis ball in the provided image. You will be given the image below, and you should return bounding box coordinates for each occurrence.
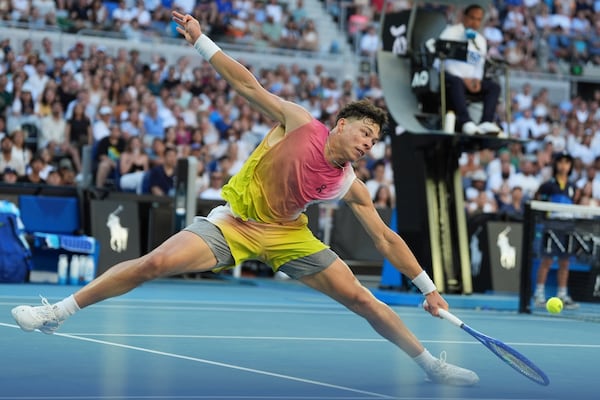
[546,297,563,314]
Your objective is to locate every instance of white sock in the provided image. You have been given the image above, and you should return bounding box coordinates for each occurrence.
[53,295,81,320]
[557,287,567,298]
[534,284,545,298]
[413,349,437,371]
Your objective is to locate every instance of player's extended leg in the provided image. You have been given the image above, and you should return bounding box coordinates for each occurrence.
[12,230,219,333]
[74,230,219,308]
[299,258,479,386]
[300,257,423,356]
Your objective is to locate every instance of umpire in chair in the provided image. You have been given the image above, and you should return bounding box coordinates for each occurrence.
[438,4,501,136]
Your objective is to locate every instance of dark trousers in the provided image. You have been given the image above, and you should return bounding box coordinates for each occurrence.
[445,73,501,128]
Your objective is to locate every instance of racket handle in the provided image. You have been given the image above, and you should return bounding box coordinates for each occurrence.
[423,300,465,327]
[438,309,464,328]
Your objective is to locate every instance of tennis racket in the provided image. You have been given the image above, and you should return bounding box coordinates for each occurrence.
[437,308,550,386]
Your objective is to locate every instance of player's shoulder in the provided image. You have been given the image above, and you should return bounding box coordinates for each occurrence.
[283,102,323,133]
[281,101,314,131]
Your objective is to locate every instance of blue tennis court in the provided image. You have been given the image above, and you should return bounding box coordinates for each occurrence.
[1,278,598,399]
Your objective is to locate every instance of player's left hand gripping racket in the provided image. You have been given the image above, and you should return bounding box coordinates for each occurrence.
[437,308,550,386]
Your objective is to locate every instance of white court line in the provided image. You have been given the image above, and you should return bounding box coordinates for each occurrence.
[0,323,572,400]
[0,323,392,399]
[0,302,356,315]
[0,396,475,400]
[0,397,404,400]
[0,298,342,308]
[0,301,570,323]
[34,333,600,349]
[0,298,586,321]
[0,298,592,325]
[2,322,599,349]
[0,397,545,400]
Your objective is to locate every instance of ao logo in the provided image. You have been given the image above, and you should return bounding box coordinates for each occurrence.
[390,24,407,56]
[411,70,429,88]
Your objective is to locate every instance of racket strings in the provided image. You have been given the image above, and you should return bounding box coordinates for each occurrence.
[489,342,548,385]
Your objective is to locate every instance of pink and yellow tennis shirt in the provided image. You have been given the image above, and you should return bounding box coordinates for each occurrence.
[205,119,356,269]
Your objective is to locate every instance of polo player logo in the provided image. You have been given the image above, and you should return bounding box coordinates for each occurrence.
[470,226,482,276]
[107,205,128,253]
[497,226,516,269]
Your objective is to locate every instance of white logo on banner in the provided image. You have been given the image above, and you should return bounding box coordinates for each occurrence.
[470,226,482,276]
[411,70,429,88]
[593,274,600,297]
[497,226,516,269]
[107,205,129,253]
[390,24,407,55]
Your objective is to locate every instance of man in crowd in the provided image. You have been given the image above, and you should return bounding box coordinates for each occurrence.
[438,4,501,135]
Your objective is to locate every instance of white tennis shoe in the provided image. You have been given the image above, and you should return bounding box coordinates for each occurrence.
[425,351,480,386]
[11,296,62,335]
[462,121,482,135]
[533,294,547,308]
[558,295,579,310]
[478,121,502,134]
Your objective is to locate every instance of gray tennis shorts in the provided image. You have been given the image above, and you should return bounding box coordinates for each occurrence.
[184,218,338,280]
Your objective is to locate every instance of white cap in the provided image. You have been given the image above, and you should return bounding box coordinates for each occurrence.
[471,169,487,181]
[99,106,112,115]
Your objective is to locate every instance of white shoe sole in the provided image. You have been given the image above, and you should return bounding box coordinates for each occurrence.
[11,306,58,334]
[11,306,37,332]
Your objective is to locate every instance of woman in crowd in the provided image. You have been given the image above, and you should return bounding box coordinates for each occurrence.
[64,102,93,150]
[119,136,150,194]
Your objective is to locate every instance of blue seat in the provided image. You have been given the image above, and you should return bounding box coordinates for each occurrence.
[19,195,80,235]
[104,2,119,20]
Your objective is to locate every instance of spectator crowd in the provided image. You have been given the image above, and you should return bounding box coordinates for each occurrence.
[0,0,323,53]
[0,0,600,214]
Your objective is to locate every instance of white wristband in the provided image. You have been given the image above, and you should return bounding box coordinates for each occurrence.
[193,34,221,61]
[412,271,436,295]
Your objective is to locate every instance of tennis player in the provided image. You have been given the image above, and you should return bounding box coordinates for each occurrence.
[11,10,478,387]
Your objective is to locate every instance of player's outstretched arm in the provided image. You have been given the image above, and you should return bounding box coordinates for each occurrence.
[172,10,306,128]
[171,10,280,120]
[344,179,449,316]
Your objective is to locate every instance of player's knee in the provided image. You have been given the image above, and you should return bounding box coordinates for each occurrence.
[138,250,169,280]
[346,288,378,315]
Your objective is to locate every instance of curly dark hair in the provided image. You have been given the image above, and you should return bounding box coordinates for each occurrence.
[464,4,484,16]
[335,99,388,133]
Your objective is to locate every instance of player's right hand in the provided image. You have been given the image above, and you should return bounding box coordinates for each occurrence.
[423,294,449,317]
[172,11,202,45]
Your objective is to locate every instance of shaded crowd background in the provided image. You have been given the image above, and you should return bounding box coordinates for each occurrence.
[0,0,600,215]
